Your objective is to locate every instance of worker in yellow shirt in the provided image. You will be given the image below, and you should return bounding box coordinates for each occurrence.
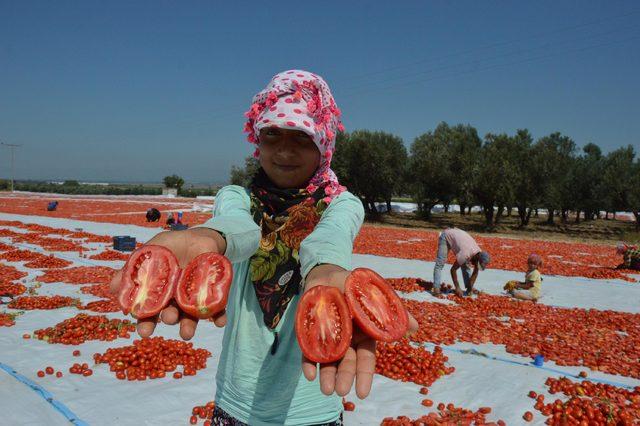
[504,254,543,301]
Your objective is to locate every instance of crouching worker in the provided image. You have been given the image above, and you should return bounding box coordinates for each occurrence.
[616,243,640,271]
[432,227,490,297]
[146,208,161,222]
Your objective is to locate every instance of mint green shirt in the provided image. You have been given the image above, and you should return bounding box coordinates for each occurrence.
[197,185,364,426]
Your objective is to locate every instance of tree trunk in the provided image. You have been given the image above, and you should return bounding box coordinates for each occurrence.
[507,206,513,217]
[575,210,581,223]
[421,203,433,220]
[484,205,494,227]
[459,203,466,216]
[517,206,527,227]
[546,208,555,224]
[525,208,533,226]
[468,206,472,215]
[635,212,639,230]
[605,211,609,220]
[561,209,568,222]
[386,199,392,213]
[495,205,505,225]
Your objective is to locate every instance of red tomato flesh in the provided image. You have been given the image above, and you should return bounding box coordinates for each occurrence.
[175,252,232,319]
[118,245,180,319]
[345,268,408,342]
[295,285,353,364]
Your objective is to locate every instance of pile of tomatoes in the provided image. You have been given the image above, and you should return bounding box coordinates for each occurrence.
[381,404,501,425]
[0,282,26,296]
[89,250,130,261]
[376,339,453,387]
[11,232,85,252]
[24,254,72,269]
[0,241,12,251]
[0,195,210,228]
[354,226,635,281]
[0,263,27,282]
[0,312,17,327]
[0,249,71,269]
[8,295,79,310]
[81,299,120,313]
[0,249,43,262]
[80,282,113,299]
[189,401,216,425]
[38,266,117,284]
[531,377,640,424]
[386,278,428,293]
[68,363,93,377]
[93,337,212,381]
[33,313,135,344]
[405,293,640,378]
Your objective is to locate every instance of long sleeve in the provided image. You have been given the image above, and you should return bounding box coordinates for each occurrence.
[194,185,261,263]
[299,191,365,280]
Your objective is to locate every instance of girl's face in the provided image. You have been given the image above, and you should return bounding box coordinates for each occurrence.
[258,127,321,189]
[528,260,538,270]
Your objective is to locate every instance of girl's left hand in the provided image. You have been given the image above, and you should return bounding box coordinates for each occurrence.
[301,265,419,399]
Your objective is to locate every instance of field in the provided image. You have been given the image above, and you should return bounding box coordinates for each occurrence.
[1,193,639,425]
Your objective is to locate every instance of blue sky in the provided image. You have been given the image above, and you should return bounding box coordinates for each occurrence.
[1,1,639,184]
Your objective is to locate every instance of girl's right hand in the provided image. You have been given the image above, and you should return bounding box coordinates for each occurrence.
[109,227,228,340]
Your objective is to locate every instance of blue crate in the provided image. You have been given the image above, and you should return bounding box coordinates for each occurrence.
[113,236,136,252]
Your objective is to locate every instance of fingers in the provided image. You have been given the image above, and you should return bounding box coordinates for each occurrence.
[136,315,158,338]
[334,347,357,396]
[355,338,376,399]
[406,313,419,337]
[302,356,317,382]
[159,303,180,325]
[211,310,227,327]
[109,270,123,296]
[179,313,199,340]
[318,362,338,395]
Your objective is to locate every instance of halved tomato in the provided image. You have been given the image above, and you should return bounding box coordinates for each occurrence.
[295,285,353,363]
[344,268,408,342]
[118,245,180,319]
[175,252,232,319]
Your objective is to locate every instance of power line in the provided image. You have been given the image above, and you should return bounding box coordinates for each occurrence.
[339,9,640,84]
[1,141,22,192]
[343,33,640,97]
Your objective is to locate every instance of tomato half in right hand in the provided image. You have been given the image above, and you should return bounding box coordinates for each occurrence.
[175,252,232,319]
[295,285,353,364]
[118,245,181,319]
[344,268,408,342]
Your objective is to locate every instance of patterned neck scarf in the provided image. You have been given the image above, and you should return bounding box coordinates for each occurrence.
[245,70,345,329]
[249,169,327,329]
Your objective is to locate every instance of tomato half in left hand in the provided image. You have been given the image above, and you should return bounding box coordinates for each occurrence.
[344,268,408,342]
[118,245,181,319]
[295,285,353,364]
[175,252,232,319]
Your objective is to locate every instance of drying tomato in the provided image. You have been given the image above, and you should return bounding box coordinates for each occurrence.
[344,268,408,342]
[118,245,180,319]
[295,285,352,364]
[175,252,232,319]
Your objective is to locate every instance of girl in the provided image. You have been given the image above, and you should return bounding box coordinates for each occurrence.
[506,253,543,301]
[111,70,418,425]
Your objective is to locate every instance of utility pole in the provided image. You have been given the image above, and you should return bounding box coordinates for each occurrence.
[1,141,22,192]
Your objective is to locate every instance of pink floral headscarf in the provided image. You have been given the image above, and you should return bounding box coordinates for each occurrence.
[244,70,346,202]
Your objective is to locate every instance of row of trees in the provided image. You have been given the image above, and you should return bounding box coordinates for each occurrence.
[229,122,639,229]
[334,123,640,228]
[0,179,164,195]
